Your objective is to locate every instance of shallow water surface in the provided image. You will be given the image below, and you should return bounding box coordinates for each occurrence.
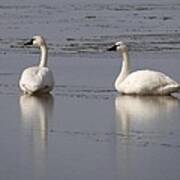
[0,0,180,180]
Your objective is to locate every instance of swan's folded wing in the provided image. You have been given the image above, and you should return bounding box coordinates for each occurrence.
[19,67,54,93]
[119,70,179,95]
[38,68,54,88]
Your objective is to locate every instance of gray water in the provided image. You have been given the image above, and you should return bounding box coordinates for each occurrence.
[0,0,180,180]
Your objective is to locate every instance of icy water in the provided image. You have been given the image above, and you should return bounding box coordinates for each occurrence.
[0,0,180,180]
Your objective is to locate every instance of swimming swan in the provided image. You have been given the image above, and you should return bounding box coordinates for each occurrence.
[107,41,180,95]
[19,35,54,95]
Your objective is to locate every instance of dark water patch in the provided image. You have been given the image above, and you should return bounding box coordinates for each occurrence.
[3,31,180,57]
[68,2,180,12]
[47,128,180,149]
[55,93,112,100]
[85,15,97,19]
[161,143,180,149]
[162,16,172,21]
[54,85,116,100]
[0,5,32,10]
[55,85,116,94]
[61,33,180,54]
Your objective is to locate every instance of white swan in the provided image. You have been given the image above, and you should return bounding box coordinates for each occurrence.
[107,41,180,95]
[19,35,54,95]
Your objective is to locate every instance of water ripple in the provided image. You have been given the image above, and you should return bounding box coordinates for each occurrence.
[0,1,179,55]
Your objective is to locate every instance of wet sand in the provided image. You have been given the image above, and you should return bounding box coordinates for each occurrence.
[0,0,180,180]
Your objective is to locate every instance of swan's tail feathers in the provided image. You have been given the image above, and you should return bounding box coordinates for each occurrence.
[175,84,180,93]
[158,84,180,95]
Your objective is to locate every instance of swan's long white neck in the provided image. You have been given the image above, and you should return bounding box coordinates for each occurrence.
[39,45,48,67]
[115,50,129,89]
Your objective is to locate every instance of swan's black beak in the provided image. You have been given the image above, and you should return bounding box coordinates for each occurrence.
[107,45,116,51]
[24,39,34,46]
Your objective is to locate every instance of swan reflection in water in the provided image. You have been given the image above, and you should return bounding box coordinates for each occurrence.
[19,94,54,179]
[115,95,180,136]
[114,95,180,178]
